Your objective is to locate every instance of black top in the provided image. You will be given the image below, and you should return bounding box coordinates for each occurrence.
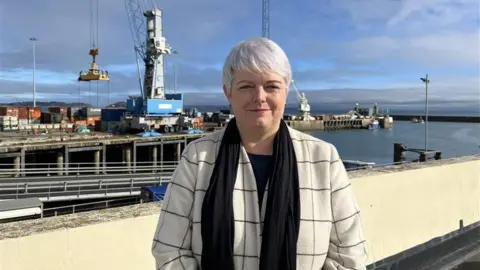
[247,153,273,209]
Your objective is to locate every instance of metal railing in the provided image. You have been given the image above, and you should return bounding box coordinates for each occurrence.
[0,173,173,201]
[0,161,179,177]
[1,155,477,201]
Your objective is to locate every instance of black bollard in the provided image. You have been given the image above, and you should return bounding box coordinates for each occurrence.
[393,143,406,164]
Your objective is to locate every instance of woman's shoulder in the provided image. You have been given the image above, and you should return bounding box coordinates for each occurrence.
[182,129,225,162]
[288,127,339,162]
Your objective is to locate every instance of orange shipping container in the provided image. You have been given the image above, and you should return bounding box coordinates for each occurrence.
[0,107,19,117]
[87,116,101,122]
[75,120,87,125]
[28,107,42,119]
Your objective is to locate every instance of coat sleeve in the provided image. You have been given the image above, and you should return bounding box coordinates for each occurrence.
[323,144,368,270]
[151,142,198,270]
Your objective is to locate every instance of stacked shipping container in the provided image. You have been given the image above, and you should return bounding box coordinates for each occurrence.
[0,106,124,132]
[84,107,101,126]
[99,108,126,132]
[0,107,41,126]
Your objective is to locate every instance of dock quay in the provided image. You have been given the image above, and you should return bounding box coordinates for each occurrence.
[0,132,204,178]
[391,114,480,123]
[285,116,393,131]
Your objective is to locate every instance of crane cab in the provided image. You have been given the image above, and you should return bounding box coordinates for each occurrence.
[78,48,110,82]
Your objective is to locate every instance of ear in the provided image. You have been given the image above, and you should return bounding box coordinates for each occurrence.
[223,84,232,104]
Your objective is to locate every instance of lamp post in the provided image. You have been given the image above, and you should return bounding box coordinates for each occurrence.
[172,50,179,94]
[29,37,37,107]
[420,74,430,152]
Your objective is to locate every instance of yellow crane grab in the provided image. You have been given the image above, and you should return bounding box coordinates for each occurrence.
[78,0,109,82]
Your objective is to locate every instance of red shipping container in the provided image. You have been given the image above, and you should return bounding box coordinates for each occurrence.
[0,107,19,117]
[18,107,28,119]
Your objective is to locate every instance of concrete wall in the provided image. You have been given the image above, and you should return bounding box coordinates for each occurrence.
[1,159,479,270]
[354,160,480,262]
[0,215,159,270]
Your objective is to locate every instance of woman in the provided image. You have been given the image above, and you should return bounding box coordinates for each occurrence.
[151,38,367,270]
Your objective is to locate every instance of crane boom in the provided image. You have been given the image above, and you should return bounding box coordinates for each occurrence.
[125,0,147,99]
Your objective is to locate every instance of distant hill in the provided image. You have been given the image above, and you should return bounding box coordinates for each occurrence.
[0,101,91,107]
[0,101,127,108]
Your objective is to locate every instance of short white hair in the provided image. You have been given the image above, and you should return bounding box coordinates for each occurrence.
[222,38,292,90]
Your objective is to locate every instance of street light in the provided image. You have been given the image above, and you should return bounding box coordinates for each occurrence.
[172,50,179,94]
[420,74,430,152]
[29,37,37,107]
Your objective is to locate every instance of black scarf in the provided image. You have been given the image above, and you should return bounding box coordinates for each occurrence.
[201,118,301,270]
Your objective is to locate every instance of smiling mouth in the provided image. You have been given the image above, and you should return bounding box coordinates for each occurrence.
[249,109,270,112]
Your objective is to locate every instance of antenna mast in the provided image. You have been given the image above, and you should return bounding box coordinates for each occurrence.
[262,0,270,38]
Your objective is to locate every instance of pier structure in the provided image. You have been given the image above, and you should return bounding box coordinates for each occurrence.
[284,116,393,131]
[391,114,480,123]
[0,133,204,178]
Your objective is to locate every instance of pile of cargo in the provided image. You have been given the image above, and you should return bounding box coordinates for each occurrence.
[0,106,104,133]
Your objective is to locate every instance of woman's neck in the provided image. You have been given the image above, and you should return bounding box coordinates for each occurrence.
[237,124,278,155]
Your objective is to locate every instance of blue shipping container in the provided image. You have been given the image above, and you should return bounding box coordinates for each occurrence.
[126,97,143,113]
[101,108,127,122]
[146,99,183,115]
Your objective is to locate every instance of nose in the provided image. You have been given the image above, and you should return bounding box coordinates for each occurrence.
[251,86,267,103]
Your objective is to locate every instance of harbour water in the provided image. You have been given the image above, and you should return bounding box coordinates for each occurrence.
[190,105,479,165]
[309,121,480,165]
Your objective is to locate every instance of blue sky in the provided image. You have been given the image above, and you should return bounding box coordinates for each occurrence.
[0,0,479,108]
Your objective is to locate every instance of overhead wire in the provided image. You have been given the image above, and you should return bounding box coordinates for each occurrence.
[96,80,99,107]
[96,0,99,50]
[89,0,94,48]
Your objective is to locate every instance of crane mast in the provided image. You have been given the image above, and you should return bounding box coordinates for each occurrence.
[262,0,270,38]
[123,0,184,133]
[125,1,171,101]
[144,9,171,99]
[291,80,313,121]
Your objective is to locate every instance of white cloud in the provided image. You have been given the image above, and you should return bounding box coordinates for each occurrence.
[0,68,78,85]
[0,0,478,107]
[387,0,479,27]
[345,30,479,66]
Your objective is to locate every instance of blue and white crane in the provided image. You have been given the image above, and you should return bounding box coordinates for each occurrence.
[123,0,184,133]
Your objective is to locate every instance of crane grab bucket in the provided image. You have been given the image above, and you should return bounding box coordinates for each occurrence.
[78,0,110,82]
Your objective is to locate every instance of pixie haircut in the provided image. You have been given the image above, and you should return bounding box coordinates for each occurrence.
[222,38,292,91]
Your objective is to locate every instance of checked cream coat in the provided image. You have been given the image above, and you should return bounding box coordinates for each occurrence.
[152,127,368,270]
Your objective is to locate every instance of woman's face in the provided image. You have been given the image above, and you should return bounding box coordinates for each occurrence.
[223,70,288,133]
